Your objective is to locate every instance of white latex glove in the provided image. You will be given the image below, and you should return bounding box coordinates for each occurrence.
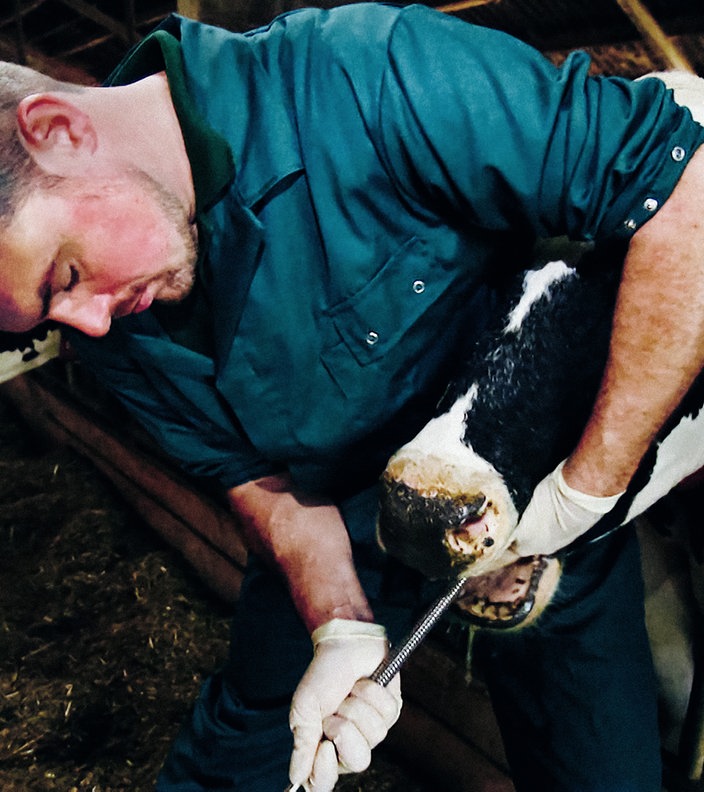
[288,618,402,792]
[511,460,624,557]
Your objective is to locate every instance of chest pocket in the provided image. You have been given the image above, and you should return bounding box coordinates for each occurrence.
[324,237,458,366]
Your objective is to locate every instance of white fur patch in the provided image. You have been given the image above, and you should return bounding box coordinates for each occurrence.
[503,260,574,335]
[388,384,519,535]
[626,408,704,523]
[405,386,478,465]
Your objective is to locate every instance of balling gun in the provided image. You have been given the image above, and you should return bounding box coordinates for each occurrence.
[284,576,466,792]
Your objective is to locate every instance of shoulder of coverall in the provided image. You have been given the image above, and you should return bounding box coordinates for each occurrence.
[164,4,408,213]
[102,15,234,217]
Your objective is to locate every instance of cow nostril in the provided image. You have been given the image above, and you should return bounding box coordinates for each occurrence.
[459,494,488,523]
[483,536,495,547]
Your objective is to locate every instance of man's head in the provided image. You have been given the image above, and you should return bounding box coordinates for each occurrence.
[0,61,198,337]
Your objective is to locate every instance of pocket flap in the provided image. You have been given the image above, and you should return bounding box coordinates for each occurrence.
[327,237,446,365]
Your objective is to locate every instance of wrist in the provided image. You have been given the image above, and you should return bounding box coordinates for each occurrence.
[561,451,632,498]
[556,460,624,509]
[312,618,386,645]
[282,550,374,633]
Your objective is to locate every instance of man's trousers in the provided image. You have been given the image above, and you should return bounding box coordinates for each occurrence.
[156,525,661,792]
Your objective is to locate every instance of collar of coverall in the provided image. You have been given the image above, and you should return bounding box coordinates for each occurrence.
[103,16,236,217]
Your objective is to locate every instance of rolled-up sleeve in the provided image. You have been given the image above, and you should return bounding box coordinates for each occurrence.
[378,5,704,241]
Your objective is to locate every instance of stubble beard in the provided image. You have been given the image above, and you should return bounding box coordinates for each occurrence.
[145,172,200,305]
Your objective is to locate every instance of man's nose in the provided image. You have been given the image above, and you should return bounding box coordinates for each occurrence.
[49,292,113,336]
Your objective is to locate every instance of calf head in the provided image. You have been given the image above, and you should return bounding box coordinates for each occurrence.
[378,250,623,581]
[377,390,519,579]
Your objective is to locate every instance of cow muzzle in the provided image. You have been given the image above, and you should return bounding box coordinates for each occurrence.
[377,469,506,579]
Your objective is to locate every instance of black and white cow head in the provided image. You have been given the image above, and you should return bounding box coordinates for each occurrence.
[377,68,704,588]
[378,386,519,579]
[377,250,623,579]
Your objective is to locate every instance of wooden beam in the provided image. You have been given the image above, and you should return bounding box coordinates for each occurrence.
[176,0,200,21]
[0,0,47,31]
[436,0,501,11]
[56,0,141,47]
[55,33,114,59]
[0,371,248,603]
[0,31,97,83]
[614,0,694,72]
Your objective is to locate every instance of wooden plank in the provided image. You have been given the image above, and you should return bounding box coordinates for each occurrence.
[614,0,694,72]
[0,372,247,603]
[436,0,501,12]
[56,0,140,46]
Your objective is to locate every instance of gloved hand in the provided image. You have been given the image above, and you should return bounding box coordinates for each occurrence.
[288,618,402,792]
[511,460,624,557]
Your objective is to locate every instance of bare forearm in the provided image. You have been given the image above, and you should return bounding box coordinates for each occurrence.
[226,474,373,633]
[564,146,704,495]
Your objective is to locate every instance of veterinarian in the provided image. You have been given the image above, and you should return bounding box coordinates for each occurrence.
[1,4,703,790]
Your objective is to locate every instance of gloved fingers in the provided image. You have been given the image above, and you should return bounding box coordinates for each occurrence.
[331,695,388,749]
[320,679,402,773]
[336,697,388,745]
[288,718,322,789]
[349,677,402,727]
[307,738,339,792]
[322,713,374,773]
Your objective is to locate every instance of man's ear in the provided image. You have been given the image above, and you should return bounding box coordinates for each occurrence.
[16,93,97,174]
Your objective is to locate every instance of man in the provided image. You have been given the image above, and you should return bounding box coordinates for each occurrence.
[1,3,704,790]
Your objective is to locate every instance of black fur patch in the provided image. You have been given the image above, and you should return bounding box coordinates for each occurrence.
[438,243,626,514]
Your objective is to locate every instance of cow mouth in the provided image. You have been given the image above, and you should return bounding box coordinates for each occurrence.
[456,555,562,630]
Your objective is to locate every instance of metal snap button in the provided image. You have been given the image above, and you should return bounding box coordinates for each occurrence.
[671,146,686,162]
[412,279,426,294]
[624,218,637,230]
[643,198,658,212]
[365,330,379,346]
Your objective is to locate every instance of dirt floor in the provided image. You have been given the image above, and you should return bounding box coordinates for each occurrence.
[0,396,431,791]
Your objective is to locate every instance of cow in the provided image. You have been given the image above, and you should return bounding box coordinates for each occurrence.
[377,237,704,614]
[375,68,704,761]
[377,71,704,627]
